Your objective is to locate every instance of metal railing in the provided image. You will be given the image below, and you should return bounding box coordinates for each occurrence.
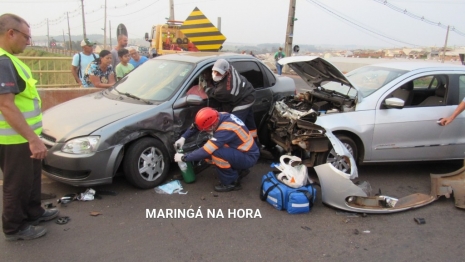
[18,56,78,88]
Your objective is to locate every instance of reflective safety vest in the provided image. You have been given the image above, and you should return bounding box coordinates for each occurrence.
[0,48,42,144]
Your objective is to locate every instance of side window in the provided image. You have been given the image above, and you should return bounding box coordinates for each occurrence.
[413,76,435,89]
[183,66,212,100]
[414,75,448,107]
[459,75,465,102]
[385,74,449,108]
[231,61,264,89]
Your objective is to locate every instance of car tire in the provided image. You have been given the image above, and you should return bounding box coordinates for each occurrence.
[316,134,357,173]
[123,137,170,189]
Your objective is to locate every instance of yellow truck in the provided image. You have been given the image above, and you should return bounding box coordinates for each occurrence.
[145,7,226,56]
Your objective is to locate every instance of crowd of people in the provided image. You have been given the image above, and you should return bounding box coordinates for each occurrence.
[71,33,150,88]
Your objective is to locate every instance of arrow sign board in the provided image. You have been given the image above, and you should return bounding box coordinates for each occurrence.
[180,7,226,52]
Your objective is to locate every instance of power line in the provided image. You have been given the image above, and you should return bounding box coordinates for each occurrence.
[306,0,421,47]
[108,0,161,18]
[373,0,465,37]
[30,0,146,29]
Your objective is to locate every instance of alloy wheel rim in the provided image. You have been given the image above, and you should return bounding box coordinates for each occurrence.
[326,142,353,173]
[137,146,164,181]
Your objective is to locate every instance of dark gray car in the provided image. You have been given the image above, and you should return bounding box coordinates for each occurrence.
[40,52,295,189]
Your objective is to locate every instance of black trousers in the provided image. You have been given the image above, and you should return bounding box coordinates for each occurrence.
[0,143,44,234]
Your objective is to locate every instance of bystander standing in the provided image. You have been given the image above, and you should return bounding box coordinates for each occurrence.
[0,13,59,241]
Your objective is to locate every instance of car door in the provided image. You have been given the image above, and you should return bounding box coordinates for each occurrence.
[231,60,273,125]
[371,73,465,161]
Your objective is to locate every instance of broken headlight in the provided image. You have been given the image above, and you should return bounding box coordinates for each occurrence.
[62,136,100,154]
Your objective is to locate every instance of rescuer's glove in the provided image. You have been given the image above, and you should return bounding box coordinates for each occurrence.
[174,137,185,150]
[174,153,184,162]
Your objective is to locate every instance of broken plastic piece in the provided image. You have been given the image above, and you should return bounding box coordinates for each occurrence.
[56,216,70,225]
[58,193,77,204]
[77,188,96,201]
[414,217,426,225]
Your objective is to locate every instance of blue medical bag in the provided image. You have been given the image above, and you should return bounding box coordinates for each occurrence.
[260,171,317,214]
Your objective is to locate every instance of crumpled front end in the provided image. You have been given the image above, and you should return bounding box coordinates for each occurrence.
[269,97,440,213]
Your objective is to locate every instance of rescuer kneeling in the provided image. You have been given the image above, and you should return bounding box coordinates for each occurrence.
[174,107,259,192]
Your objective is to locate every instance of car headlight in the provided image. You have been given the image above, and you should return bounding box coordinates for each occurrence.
[62,136,100,154]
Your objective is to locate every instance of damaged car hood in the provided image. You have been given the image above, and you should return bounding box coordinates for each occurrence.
[42,93,153,142]
[278,56,354,88]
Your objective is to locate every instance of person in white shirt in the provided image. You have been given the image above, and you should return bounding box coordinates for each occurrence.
[71,39,98,87]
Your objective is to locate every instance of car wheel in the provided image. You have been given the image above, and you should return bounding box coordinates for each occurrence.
[316,134,357,173]
[123,137,170,189]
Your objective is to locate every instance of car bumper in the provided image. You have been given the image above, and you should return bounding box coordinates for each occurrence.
[42,144,123,187]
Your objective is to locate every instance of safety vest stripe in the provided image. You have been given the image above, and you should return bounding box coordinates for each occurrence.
[16,61,31,79]
[239,138,254,152]
[203,140,218,154]
[249,129,257,138]
[212,155,231,169]
[216,122,254,152]
[0,121,42,135]
[217,123,249,141]
[232,101,254,112]
[0,98,41,121]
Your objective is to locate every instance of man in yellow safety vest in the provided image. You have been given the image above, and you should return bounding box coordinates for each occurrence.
[0,13,59,241]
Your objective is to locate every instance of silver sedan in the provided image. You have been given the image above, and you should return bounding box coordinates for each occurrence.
[277,56,465,170]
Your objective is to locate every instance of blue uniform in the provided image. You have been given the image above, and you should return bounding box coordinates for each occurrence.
[183,113,259,185]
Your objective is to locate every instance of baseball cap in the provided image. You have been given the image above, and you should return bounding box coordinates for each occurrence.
[212,59,230,75]
[80,39,95,47]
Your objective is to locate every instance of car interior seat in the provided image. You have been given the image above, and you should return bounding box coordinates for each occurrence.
[418,82,447,107]
[390,81,414,107]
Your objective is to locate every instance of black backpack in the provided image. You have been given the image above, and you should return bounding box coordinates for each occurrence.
[77,52,97,78]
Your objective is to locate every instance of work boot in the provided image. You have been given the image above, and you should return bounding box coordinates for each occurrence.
[4,225,47,241]
[214,183,242,192]
[30,208,59,226]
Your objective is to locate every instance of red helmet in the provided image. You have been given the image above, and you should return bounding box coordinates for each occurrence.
[195,107,219,131]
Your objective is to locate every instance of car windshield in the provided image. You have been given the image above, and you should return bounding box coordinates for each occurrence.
[111,59,194,102]
[322,66,408,98]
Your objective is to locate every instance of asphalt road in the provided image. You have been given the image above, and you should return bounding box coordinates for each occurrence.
[1,75,465,261]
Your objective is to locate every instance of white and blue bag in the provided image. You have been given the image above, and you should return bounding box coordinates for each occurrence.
[260,171,317,214]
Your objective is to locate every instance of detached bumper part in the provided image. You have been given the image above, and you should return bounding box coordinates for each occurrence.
[430,160,465,209]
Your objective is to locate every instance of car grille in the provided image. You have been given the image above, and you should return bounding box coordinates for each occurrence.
[40,133,56,149]
[41,132,56,143]
[42,164,90,180]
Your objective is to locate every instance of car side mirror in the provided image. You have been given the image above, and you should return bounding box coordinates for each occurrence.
[384,97,405,109]
[173,94,204,109]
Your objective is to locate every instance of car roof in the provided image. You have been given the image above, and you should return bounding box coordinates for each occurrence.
[154,52,256,63]
[368,61,465,72]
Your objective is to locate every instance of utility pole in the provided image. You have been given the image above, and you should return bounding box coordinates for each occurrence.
[81,0,87,39]
[103,0,107,50]
[109,21,112,50]
[67,12,72,51]
[62,29,66,50]
[169,0,175,21]
[441,25,450,63]
[283,0,296,73]
[47,18,50,50]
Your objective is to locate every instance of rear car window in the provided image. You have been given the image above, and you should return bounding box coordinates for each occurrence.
[232,61,264,89]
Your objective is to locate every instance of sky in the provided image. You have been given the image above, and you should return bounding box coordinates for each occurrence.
[1,0,465,49]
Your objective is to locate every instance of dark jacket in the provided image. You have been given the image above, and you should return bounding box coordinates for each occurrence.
[206,66,255,113]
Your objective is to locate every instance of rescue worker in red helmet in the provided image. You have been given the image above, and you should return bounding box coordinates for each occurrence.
[174,107,259,192]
